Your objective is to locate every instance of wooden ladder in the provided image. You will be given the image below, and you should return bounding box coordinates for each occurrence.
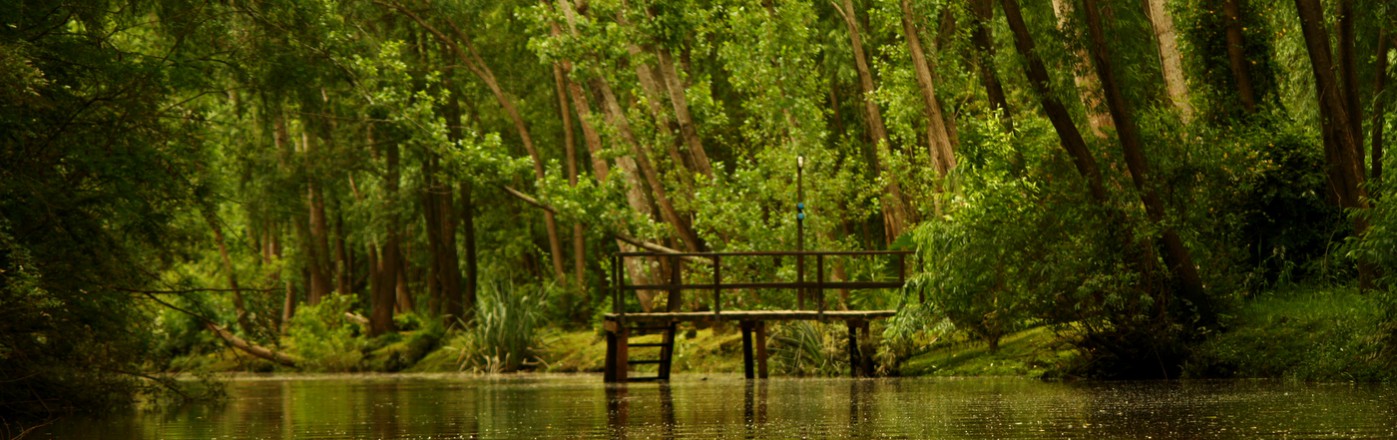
[604,321,677,383]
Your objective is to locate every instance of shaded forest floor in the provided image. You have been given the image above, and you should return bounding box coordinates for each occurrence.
[172,285,1397,381]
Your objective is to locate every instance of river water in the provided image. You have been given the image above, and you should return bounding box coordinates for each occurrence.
[35,374,1397,439]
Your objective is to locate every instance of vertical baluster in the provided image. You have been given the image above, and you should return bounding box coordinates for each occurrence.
[713,255,722,316]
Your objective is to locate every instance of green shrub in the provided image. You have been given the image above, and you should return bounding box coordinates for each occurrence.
[769,321,847,376]
[285,295,365,372]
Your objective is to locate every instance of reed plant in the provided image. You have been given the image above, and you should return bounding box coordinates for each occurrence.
[450,279,547,373]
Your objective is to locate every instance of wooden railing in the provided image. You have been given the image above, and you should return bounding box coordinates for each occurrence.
[609,250,913,320]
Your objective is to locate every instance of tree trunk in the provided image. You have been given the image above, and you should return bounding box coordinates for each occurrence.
[595,78,703,252]
[202,207,253,335]
[334,207,351,297]
[304,129,334,304]
[1294,0,1371,288]
[835,0,913,242]
[1144,0,1193,121]
[1373,30,1389,187]
[553,63,588,289]
[970,0,1015,132]
[1082,0,1212,325]
[396,245,414,314]
[900,0,958,178]
[1223,0,1257,113]
[1049,0,1113,138]
[1001,0,1108,202]
[423,172,441,317]
[657,47,714,177]
[370,135,400,336]
[460,180,477,322]
[620,36,695,187]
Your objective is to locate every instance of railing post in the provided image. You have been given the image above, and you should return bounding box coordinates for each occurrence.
[713,254,722,316]
[817,253,825,319]
[615,253,625,319]
[898,252,906,286]
[797,251,805,310]
[669,254,682,312]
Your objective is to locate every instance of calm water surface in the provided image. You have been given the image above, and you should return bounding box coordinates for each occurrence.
[38,374,1397,439]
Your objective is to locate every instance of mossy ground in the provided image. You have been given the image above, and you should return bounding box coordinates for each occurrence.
[897,326,1076,378]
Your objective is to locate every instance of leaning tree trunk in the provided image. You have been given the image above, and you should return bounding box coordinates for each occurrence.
[1336,0,1363,155]
[1082,0,1212,326]
[836,0,913,242]
[900,0,958,178]
[1050,0,1114,138]
[656,47,714,177]
[553,62,587,289]
[1294,0,1371,288]
[1144,0,1193,121]
[970,0,1014,131]
[1001,0,1108,202]
[202,206,253,336]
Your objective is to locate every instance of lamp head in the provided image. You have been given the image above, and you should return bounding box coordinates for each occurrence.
[797,155,804,169]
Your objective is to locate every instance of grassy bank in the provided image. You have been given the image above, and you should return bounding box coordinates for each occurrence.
[170,285,1397,382]
[1183,285,1397,381]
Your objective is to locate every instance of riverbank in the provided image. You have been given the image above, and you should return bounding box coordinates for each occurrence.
[170,285,1396,381]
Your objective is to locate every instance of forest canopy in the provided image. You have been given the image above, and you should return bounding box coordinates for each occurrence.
[3,0,1397,419]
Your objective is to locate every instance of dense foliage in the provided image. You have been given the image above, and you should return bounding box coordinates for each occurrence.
[3,0,1397,420]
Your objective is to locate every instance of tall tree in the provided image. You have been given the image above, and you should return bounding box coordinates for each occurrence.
[900,0,958,178]
[1294,0,1372,286]
[1081,0,1212,325]
[1224,0,1258,113]
[1001,0,1108,202]
[1049,0,1114,138]
[834,0,913,241]
[970,0,1015,131]
[1144,0,1193,121]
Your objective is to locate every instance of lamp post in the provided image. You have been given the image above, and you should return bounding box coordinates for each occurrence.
[797,155,805,309]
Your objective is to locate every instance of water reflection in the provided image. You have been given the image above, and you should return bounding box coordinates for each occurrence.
[36,376,1397,439]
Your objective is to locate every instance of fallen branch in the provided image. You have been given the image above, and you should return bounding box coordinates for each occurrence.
[141,293,300,368]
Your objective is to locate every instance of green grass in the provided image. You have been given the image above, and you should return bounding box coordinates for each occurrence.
[898,326,1076,378]
[1184,285,1397,381]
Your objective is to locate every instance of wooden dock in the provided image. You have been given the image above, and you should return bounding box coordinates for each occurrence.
[603,250,911,382]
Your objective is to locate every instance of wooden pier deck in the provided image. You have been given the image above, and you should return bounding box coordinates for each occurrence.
[603,250,912,383]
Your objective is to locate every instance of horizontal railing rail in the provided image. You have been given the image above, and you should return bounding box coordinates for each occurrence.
[610,250,913,321]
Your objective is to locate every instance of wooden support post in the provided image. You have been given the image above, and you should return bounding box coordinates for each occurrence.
[604,320,621,382]
[617,324,630,382]
[659,322,676,381]
[847,320,861,378]
[605,324,617,383]
[755,321,769,379]
[741,321,755,379]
